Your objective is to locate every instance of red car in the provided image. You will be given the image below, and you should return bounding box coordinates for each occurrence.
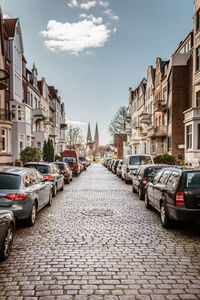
[62,150,81,176]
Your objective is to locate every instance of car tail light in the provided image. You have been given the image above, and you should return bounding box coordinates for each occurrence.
[119,166,121,170]
[176,192,185,205]
[6,194,27,201]
[141,177,148,186]
[127,168,130,173]
[44,175,54,179]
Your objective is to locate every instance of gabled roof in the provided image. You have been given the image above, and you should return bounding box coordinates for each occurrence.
[3,18,18,38]
[48,86,58,99]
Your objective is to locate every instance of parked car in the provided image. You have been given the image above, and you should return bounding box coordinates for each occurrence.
[116,160,124,178]
[79,157,87,170]
[112,159,120,174]
[55,162,72,184]
[121,155,153,184]
[108,159,115,171]
[0,210,15,261]
[86,159,91,167]
[62,150,81,176]
[132,165,166,200]
[0,167,52,226]
[145,167,200,228]
[24,162,64,197]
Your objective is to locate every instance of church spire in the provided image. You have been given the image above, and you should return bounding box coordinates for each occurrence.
[87,122,92,143]
[94,122,99,145]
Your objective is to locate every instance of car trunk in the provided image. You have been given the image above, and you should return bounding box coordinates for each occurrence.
[184,188,200,209]
[0,189,19,207]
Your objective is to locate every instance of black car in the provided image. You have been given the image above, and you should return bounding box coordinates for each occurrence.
[55,162,72,184]
[132,165,166,200]
[0,210,15,261]
[24,162,64,197]
[145,167,200,228]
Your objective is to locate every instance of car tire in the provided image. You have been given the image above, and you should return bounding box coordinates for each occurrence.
[138,188,144,200]
[70,177,73,181]
[26,202,37,227]
[66,178,70,184]
[47,191,53,206]
[0,223,14,261]
[125,176,129,184]
[160,202,171,228]
[53,184,57,197]
[145,193,151,209]
[132,185,136,193]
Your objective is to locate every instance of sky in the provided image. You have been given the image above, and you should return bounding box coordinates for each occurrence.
[0,0,193,145]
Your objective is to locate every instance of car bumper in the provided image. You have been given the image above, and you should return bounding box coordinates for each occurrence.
[167,204,200,222]
[63,174,71,181]
[0,203,32,221]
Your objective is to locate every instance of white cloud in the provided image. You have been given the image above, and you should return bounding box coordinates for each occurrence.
[80,1,97,10]
[79,13,103,24]
[68,0,79,8]
[98,0,109,7]
[113,27,117,33]
[41,19,111,55]
[104,9,119,21]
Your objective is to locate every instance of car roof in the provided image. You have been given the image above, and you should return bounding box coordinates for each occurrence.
[24,162,52,166]
[0,166,29,175]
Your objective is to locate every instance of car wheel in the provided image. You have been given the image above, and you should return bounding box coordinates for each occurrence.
[70,177,73,181]
[47,191,53,206]
[0,223,14,261]
[145,193,151,209]
[60,180,64,191]
[53,184,57,197]
[66,179,70,184]
[132,185,136,193]
[125,176,129,184]
[138,188,144,200]
[160,202,171,228]
[26,203,37,227]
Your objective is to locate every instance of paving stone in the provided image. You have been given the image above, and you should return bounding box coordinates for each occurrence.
[0,164,199,299]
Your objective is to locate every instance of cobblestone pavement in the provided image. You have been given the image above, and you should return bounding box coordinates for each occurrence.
[0,164,200,300]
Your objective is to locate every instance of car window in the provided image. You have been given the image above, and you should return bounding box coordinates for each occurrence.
[166,172,180,187]
[158,170,171,184]
[140,156,152,165]
[54,165,60,174]
[63,157,76,163]
[186,172,200,188]
[146,167,163,178]
[31,170,39,185]
[25,164,50,174]
[24,172,31,187]
[0,174,21,189]
[152,170,163,184]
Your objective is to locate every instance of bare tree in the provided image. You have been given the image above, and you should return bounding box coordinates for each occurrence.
[109,106,127,137]
[65,126,83,150]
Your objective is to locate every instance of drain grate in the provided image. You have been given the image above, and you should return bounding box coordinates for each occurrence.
[82,208,114,217]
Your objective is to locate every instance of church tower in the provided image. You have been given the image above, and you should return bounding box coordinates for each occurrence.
[94,122,99,146]
[87,122,92,143]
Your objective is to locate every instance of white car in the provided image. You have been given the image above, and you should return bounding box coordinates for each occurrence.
[121,155,153,183]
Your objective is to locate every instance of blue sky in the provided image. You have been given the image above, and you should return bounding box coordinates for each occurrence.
[1,0,193,144]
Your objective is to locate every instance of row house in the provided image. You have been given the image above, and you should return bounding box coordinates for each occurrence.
[1,15,67,164]
[0,10,12,165]
[125,32,194,164]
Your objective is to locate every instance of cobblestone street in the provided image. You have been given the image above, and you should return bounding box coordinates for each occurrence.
[0,164,200,300]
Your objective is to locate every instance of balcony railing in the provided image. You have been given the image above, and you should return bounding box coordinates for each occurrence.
[147,125,167,138]
[139,112,151,124]
[154,100,167,112]
[0,109,11,121]
[33,108,48,121]
[184,107,200,122]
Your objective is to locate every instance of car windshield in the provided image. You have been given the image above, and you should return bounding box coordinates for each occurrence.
[62,157,77,163]
[79,157,85,162]
[0,174,21,189]
[55,163,65,170]
[25,164,50,174]
[186,172,200,188]
[146,167,163,178]
[129,156,152,165]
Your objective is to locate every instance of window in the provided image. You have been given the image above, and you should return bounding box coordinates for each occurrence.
[2,129,6,152]
[20,135,24,153]
[196,91,200,107]
[186,125,192,149]
[186,172,200,188]
[0,174,20,189]
[166,172,179,188]
[158,170,171,184]
[152,170,163,184]
[168,136,171,152]
[18,106,25,121]
[198,124,200,150]
[196,46,200,72]
[196,9,200,31]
